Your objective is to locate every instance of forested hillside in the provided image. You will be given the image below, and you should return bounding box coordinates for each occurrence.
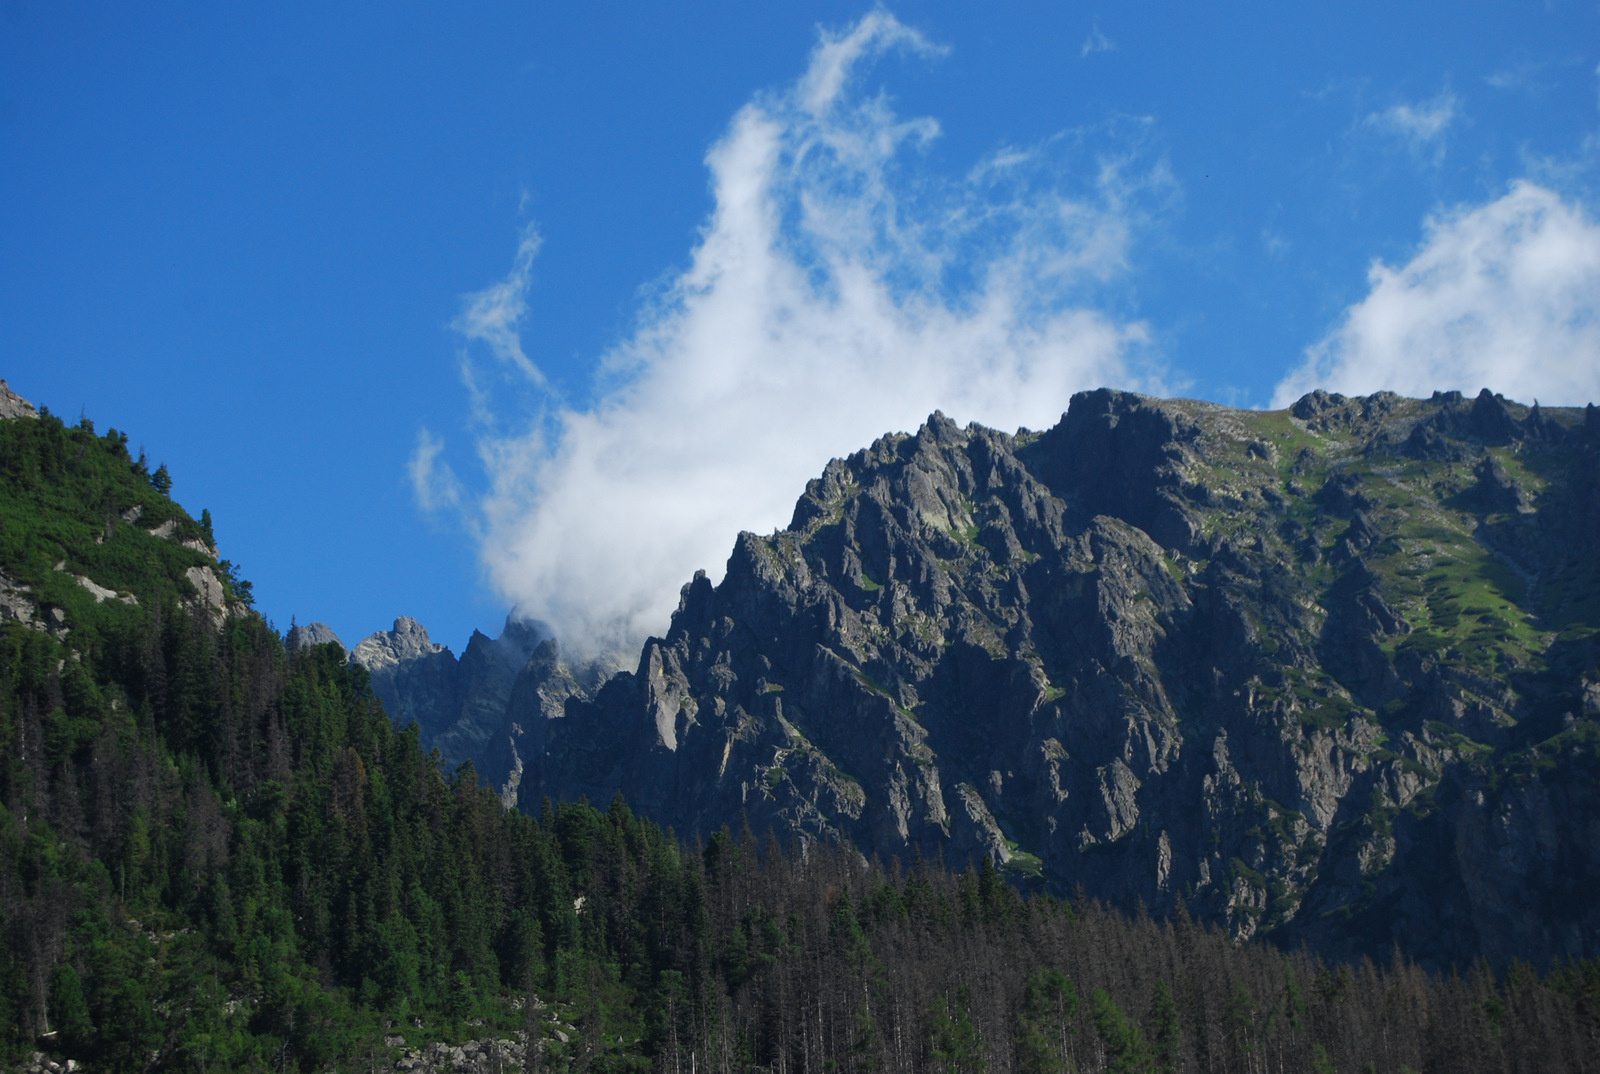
[2,399,1598,1072]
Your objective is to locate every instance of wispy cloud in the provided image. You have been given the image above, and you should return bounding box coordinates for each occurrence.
[1486,61,1545,91]
[436,11,1168,656]
[1081,24,1115,58]
[1485,54,1587,94]
[408,428,463,514]
[1364,90,1458,163]
[1273,181,1600,408]
[452,224,545,386]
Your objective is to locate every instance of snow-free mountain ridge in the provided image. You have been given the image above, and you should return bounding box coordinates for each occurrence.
[354,387,1600,970]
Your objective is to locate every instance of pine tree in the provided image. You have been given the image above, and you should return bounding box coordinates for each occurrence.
[1147,979,1181,1074]
[1091,988,1150,1074]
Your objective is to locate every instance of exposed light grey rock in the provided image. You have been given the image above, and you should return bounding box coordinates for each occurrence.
[498,730,525,810]
[0,568,42,630]
[74,574,136,605]
[389,1034,533,1073]
[354,615,448,672]
[0,379,38,421]
[951,783,1013,867]
[286,621,345,655]
[184,565,229,623]
[352,617,460,745]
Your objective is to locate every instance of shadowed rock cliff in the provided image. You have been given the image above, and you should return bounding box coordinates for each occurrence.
[352,615,545,774]
[389,388,1600,969]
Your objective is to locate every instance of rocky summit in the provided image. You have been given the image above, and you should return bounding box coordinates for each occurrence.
[351,615,544,774]
[386,388,1600,969]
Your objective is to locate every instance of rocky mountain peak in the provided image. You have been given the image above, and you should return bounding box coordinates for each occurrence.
[286,620,345,654]
[345,387,1597,970]
[498,387,1600,970]
[348,612,574,783]
[353,615,448,671]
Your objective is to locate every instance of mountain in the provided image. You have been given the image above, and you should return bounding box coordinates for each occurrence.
[344,614,614,806]
[5,379,1598,1073]
[344,617,625,807]
[390,387,1599,970]
[0,385,643,1068]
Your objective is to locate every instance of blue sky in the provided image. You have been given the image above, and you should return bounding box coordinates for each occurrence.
[3,3,1597,656]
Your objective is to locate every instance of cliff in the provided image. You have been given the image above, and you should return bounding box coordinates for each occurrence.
[509,387,1600,968]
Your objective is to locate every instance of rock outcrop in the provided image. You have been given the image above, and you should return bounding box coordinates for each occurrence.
[350,615,559,779]
[358,388,1598,969]
[353,617,462,743]
[0,567,46,631]
[0,378,38,421]
[502,388,1600,969]
[286,620,346,654]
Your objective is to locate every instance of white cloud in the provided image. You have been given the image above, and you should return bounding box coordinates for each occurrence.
[452,224,545,386]
[408,428,463,514]
[1364,91,1458,162]
[1272,181,1600,408]
[1081,25,1115,58]
[444,11,1165,657]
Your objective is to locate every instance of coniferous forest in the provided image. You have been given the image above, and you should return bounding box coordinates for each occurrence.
[3,410,1599,1072]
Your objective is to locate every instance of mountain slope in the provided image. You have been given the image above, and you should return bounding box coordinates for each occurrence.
[0,390,658,1069]
[6,382,1599,1072]
[509,387,1600,968]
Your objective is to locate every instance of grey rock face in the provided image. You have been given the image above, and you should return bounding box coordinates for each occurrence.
[350,615,581,793]
[480,640,596,801]
[286,621,346,654]
[355,615,446,669]
[428,619,545,769]
[0,379,38,421]
[183,565,231,624]
[507,388,1599,970]
[353,617,462,746]
[0,567,44,631]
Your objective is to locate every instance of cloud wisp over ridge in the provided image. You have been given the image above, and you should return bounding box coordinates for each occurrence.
[1273,180,1600,408]
[425,12,1166,656]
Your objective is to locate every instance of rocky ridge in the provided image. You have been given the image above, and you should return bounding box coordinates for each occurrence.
[0,378,38,422]
[285,619,346,654]
[347,615,585,781]
[369,388,1600,969]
